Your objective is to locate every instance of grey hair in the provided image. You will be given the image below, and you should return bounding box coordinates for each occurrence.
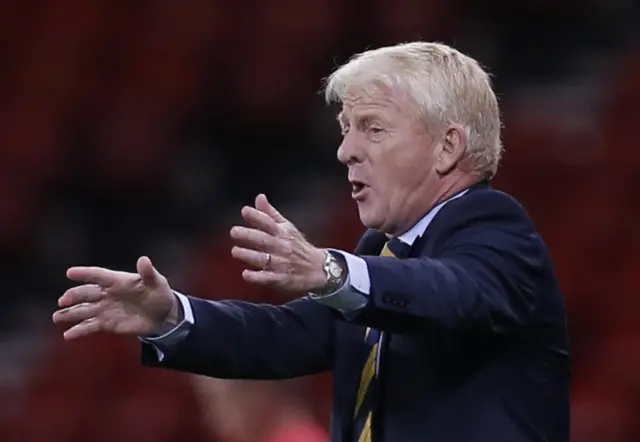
[324,41,502,178]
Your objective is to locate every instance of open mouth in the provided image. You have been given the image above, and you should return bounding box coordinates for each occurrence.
[351,181,368,199]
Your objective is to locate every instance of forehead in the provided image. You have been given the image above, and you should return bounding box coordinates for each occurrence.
[338,83,416,120]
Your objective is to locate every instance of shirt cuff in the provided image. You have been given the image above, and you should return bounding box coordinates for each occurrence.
[139,291,194,361]
[310,250,370,314]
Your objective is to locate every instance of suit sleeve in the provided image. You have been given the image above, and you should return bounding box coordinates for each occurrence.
[350,195,545,335]
[142,296,336,379]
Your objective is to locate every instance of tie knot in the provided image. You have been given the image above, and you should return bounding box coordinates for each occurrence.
[380,238,410,258]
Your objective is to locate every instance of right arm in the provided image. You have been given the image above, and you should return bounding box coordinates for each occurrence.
[142,294,337,380]
[52,256,337,381]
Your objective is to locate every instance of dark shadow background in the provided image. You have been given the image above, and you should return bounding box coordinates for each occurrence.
[0,1,639,441]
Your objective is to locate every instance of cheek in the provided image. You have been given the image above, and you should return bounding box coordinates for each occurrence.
[375,147,427,192]
[396,144,435,186]
[366,170,402,215]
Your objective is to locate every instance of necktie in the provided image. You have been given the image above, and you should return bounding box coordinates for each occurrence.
[353,238,410,442]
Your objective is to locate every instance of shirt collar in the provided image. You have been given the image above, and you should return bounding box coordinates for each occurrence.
[396,189,469,245]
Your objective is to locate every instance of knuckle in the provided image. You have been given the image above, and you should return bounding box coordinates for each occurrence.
[100,287,110,299]
[96,298,109,310]
[280,240,295,258]
[248,230,260,243]
[131,276,145,293]
[284,260,296,276]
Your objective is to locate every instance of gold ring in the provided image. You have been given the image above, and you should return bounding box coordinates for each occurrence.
[263,253,271,269]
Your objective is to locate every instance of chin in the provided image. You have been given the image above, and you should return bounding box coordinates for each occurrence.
[357,209,383,231]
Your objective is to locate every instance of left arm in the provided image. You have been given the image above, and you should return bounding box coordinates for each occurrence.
[317,211,544,335]
[360,230,541,334]
[230,192,544,336]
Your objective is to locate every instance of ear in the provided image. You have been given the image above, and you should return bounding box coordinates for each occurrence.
[434,124,467,175]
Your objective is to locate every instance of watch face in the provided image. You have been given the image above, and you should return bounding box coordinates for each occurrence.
[328,261,343,278]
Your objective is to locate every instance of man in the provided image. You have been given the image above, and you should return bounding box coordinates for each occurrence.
[53,42,570,441]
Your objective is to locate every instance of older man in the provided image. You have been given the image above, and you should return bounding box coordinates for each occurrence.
[53,42,570,442]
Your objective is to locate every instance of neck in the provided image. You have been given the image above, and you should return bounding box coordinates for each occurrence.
[434,172,481,206]
[391,172,481,237]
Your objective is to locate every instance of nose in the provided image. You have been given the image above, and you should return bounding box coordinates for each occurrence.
[337,132,363,166]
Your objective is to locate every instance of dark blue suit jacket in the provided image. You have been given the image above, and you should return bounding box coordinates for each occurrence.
[142,183,571,442]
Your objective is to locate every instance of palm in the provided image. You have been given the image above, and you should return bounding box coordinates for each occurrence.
[53,257,175,340]
[100,290,156,335]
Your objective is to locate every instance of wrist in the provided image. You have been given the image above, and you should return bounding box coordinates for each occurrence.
[153,294,184,335]
[166,296,184,326]
[310,250,348,296]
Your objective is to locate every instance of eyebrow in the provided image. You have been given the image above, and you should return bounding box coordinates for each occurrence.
[337,111,387,129]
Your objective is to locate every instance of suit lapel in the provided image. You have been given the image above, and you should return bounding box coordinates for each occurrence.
[354,229,387,256]
[408,233,428,258]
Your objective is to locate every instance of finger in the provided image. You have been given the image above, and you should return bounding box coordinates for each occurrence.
[58,284,103,308]
[137,256,162,288]
[52,302,101,324]
[66,266,120,286]
[241,269,283,286]
[230,226,276,251]
[241,206,280,235]
[255,194,288,223]
[63,318,102,340]
[231,246,273,269]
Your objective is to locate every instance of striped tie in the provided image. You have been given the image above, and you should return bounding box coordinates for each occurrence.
[353,238,409,442]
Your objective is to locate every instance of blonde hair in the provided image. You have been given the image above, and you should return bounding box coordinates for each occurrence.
[324,42,502,178]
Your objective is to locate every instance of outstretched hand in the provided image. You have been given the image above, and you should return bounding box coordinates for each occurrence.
[52,256,177,340]
[230,194,329,294]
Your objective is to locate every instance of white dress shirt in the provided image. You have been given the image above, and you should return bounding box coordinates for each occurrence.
[142,190,468,360]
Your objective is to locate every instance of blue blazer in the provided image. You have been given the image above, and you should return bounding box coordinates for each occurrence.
[142,182,571,442]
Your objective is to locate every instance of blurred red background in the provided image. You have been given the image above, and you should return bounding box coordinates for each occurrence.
[0,0,638,441]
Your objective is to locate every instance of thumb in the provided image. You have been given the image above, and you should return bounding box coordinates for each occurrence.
[137,256,163,288]
[255,194,287,223]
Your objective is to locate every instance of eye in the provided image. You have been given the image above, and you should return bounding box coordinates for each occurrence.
[367,125,386,139]
[364,118,385,136]
[340,124,350,136]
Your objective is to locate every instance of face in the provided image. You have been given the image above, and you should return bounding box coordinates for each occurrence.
[336,85,461,235]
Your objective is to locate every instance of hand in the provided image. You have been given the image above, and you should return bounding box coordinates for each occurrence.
[230,194,328,294]
[52,256,177,340]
